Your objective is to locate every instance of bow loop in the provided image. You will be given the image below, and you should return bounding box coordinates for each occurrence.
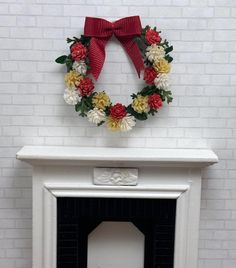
[84,16,144,80]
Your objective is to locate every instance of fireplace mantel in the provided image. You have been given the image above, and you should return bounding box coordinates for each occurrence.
[16,146,218,268]
[17,146,218,167]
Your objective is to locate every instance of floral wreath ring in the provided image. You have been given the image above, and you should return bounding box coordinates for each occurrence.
[56,16,173,132]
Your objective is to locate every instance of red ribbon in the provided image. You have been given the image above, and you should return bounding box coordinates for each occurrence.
[84,16,144,80]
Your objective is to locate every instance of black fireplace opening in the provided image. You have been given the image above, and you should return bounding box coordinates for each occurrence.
[57,197,176,268]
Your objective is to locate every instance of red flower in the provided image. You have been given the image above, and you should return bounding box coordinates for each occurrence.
[144,67,158,85]
[77,77,94,96]
[110,103,127,119]
[148,94,163,110]
[71,42,87,61]
[145,29,161,45]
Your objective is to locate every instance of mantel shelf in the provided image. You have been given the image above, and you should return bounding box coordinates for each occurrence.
[16,146,218,168]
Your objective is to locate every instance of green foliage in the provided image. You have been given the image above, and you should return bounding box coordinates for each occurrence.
[126,105,148,121]
[97,121,105,126]
[159,89,173,104]
[66,35,90,46]
[140,85,158,96]
[66,38,75,43]
[134,37,147,56]
[141,25,150,36]
[55,54,73,71]
[55,55,67,64]
[165,45,173,54]
[148,108,158,116]
[165,54,173,63]
[75,93,95,116]
[65,55,73,71]
[80,35,90,46]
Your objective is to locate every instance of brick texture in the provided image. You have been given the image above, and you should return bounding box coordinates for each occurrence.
[0,0,236,267]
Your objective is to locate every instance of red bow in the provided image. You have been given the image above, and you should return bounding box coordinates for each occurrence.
[84,16,144,80]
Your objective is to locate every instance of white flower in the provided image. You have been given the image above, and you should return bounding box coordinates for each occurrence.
[154,73,169,90]
[87,108,106,125]
[63,88,80,105]
[146,44,165,63]
[72,60,87,75]
[120,115,136,132]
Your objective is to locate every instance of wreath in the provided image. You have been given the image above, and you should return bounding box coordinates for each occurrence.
[56,16,173,132]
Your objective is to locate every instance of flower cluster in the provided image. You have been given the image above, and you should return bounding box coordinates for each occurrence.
[62,42,94,107]
[144,28,171,91]
[56,24,173,132]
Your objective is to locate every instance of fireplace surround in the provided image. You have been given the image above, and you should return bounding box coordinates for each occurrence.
[16,146,218,268]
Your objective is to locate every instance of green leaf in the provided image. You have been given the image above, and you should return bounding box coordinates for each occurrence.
[165,45,173,54]
[55,55,67,64]
[159,89,173,104]
[97,121,105,126]
[126,105,148,121]
[131,93,137,99]
[148,109,158,116]
[165,54,173,63]
[80,35,91,45]
[75,102,82,112]
[65,55,73,71]
[75,93,96,116]
[67,38,74,43]
[140,85,160,96]
[73,36,80,42]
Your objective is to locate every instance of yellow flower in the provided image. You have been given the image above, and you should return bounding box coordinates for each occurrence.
[132,95,149,114]
[106,116,121,131]
[92,92,111,110]
[64,70,82,88]
[153,58,171,73]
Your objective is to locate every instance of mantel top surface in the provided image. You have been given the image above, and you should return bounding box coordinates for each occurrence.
[16,146,218,168]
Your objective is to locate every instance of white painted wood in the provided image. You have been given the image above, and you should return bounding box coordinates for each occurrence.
[16,146,218,167]
[16,146,218,268]
[43,188,57,268]
[87,222,144,268]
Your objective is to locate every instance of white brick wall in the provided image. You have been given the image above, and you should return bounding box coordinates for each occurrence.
[0,0,235,267]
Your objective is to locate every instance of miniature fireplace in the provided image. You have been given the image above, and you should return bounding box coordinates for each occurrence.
[16,146,218,268]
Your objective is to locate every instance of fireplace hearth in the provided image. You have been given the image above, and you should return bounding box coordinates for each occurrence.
[16,146,218,268]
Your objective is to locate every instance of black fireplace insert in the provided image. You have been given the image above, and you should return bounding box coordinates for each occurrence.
[57,197,176,268]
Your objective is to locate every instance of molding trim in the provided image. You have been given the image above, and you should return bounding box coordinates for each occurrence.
[45,183,189,199]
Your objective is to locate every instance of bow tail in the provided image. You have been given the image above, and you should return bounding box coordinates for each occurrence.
[118,37,144,77]
[88,37,108,80]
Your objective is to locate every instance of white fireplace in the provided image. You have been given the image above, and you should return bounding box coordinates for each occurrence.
[16,146,218,268]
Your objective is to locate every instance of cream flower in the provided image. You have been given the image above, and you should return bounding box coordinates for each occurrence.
[120,115,136,132]
[63,88,80,105]
[72,60,87,75]
[87,108,106,125]
[145,44,165,63]
[154,73,169,90]
[132,95,150,114]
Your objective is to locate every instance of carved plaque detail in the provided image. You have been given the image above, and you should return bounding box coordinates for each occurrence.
[93,168,138,186]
